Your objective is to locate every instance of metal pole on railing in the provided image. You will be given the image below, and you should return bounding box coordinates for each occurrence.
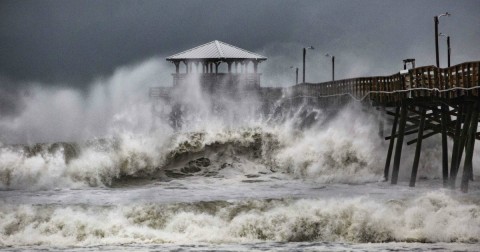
[332,56,335,82]
[434,12,450,67]
[290,66,299,84]
[325,54,335,83]
[447,36,451,68]
[303,48,306,83]
[302,46,314,83]
[439,33,451,68]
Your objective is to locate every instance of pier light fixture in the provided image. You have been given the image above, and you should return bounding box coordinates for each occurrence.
[325,53,335,82]
[439,33,451,68]
[303,46,315,83]
[434,12,451,67]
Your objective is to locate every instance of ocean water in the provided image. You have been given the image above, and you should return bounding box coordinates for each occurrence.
[1,63,479,251]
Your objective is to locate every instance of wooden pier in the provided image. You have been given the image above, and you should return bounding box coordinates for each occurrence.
[152,41,479,192]
[287,61,480,192]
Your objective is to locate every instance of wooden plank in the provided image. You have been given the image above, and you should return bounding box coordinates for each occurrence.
[407,130,441,145]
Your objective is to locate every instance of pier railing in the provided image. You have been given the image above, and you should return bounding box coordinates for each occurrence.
[287,61,480,106]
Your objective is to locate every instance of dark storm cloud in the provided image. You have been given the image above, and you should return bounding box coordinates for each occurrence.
[1,0,479,88]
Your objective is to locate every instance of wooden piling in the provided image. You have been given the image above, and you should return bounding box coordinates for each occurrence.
[392,102,408,184]
[410,107,426,187]
[384,106,400,181]
[441,104,450,187]
[449,104,463,187]
[450,103,473,189]
[461,104,479,193]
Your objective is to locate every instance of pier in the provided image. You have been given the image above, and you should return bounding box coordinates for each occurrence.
[285,61,480,192]
[151,40,479,192]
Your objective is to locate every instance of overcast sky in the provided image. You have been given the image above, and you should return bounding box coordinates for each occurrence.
[1,0,479,89]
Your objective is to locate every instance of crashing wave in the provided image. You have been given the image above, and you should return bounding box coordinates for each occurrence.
[0,128,283,189]
[0,191,478,246]
[0,105,405,189]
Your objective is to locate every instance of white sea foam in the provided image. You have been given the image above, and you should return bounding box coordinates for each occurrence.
[1,191,478,246]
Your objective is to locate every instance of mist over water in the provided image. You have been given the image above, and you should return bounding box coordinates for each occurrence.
[0,57,169,144]
[1,57,479,250]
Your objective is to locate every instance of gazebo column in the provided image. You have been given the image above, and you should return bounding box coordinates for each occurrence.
[183,60,189,73]
[210,63,213,73]
[240,62,245,73]
[194,61,199,73]
[174,61,180,74]
[215,62,220,74]
[253,61,258,73]
[235,62,239,73]
[227,61,232,73]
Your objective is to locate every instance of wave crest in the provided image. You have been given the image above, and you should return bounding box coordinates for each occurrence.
[1,192,478,246]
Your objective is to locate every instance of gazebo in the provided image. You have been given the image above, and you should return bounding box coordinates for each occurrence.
[166,40,267,88]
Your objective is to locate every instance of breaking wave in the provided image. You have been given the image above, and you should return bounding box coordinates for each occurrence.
[1,191,479,246]
[0,105,393,190]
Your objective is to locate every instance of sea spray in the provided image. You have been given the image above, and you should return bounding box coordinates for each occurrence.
[273,104,385,183]
[2,101,461,190]
[0,58,168,144]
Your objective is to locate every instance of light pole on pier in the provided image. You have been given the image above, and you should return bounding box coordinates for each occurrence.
[325,54,335,82]
[439,33,451,68]
[434,12,450,67]
[434,12,451,188]
[290,66,299,84]
[303,46,314,83]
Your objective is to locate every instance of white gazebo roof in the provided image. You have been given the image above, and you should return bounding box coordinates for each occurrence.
[166,40,267,61]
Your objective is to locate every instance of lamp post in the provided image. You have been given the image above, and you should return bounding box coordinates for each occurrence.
[435,12,451,188]
[439,33,451,68]
[303,46,314,83]
[290,66,299,84]
[325,54,335,82]
[434,12,450,67]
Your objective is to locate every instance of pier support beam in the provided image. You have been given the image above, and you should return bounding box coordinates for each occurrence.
[461,104,479,193]
[449,104,463,187]
[440,105,450,187]
[410,107,426,187]
[450,103,473,189]
[392,102,408,184]
[384,106,400,181]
